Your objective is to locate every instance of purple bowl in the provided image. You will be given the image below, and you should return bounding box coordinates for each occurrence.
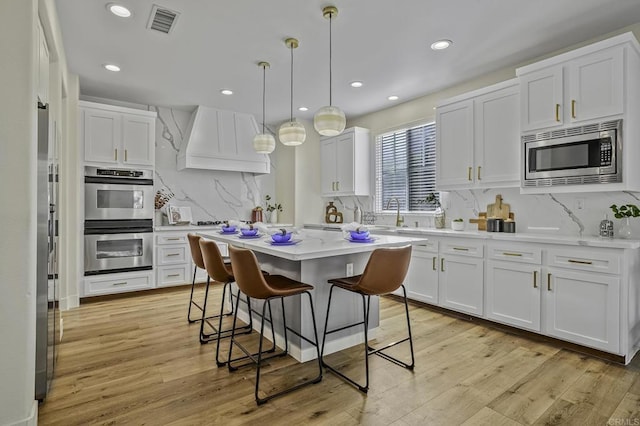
[221,225,237,233]
[241,228,258,236]
[350,230,370,240]
[271,232,292,243]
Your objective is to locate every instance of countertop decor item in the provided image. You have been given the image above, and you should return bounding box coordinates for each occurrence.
[600,214,614,238]
[325,201,343,223]
[451,218,464,231]
[610,204,639,239]
[313,6,346,136]
[279,38,306,146]
[503,219,516,233]
[487,194,511,219]
[253,62,276,154]
[154,188,174,210]
[264,194,283,223]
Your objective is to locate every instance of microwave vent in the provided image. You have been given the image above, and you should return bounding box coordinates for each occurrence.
[522,119,622,143]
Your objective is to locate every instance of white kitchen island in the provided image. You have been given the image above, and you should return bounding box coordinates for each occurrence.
[199,229,428,362]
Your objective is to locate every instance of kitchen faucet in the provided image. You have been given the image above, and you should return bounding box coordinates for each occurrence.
[385,198,404,227]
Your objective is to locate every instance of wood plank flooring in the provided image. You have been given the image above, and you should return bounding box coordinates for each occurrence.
[38,285,640,425]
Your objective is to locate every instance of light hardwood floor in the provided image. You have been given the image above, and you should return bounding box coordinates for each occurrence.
[39,285,640,425]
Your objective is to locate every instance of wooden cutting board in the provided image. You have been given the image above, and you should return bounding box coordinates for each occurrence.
[469,212,487,230]
[487,194,511,219]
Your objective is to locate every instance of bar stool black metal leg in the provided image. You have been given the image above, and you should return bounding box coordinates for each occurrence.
[361,294,370,393]
[198,276,212,343]
[187,265,199,323]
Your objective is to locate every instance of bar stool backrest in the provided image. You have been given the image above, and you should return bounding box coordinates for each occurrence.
[187,233,206,270]
[354,245,412,295]
[228,246,274,300]
[199,239,234,283]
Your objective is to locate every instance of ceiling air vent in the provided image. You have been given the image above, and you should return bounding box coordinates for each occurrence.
[147,5,179,34]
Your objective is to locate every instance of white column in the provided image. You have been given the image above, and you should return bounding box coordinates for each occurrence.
[0,0,39,424]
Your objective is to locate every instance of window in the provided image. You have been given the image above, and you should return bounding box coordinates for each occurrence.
[375,122,439,212]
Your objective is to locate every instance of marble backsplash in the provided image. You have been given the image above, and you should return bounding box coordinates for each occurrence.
[329,188,640,238]
[153,106,276,222]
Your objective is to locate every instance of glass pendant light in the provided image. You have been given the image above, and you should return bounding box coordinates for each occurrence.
[253,61,276,154]
[279,38,306,146]
[314,6,346,137]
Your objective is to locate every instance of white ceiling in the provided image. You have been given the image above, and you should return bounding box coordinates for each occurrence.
[55,0,640,126]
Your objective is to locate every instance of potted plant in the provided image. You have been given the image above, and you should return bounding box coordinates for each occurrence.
[610,204,640,238]
[264,195,283,224]
[451,218,464,231]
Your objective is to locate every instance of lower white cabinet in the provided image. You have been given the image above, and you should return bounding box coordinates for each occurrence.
[402,242,439,304]
[440,255,484,316]
[84,271,154,296]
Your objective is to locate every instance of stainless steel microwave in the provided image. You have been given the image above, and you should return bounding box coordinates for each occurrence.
[523,119,622,187]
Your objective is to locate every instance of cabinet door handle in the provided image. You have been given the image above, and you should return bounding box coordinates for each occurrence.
[167,237,181,241]
[112,281,127,286]
[332,182,335,191]
[114,148,118,161]
[453,247,469,251]
[571,100,576,118]
[503,252,523,257]
[124,149,128,162]
[441,258,445,272]
[568,259,593,265]
[533,270,538,288]
[432,256,437,271]
[477,166,481,180]
[468,167,472,181]
[167,273,180,278]
[336,181,339,191]
[555,104,560,122]
[547,273,552,291]
[167,253,180,257]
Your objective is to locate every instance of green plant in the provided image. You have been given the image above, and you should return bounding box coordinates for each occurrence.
[453,218,463,222]
[421,192,441,208]
[610,204,640,218]
[264,195,283,213]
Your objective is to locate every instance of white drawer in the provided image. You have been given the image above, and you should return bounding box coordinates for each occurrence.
[546,247,621,275]
[411,239,438,254]
[487,243,542,264]
[84,272,153,296]
[156,233,188,245]
[440,239,484,258]
[157,245,188,265]
[157,265,191,287]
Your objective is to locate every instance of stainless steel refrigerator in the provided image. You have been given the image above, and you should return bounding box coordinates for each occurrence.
[35,101,58,401]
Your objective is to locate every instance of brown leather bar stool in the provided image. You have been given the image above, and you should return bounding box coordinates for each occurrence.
[227,245,323,405]
[321,245,414,393]
[186,233,215,325]
[198,238,269,366]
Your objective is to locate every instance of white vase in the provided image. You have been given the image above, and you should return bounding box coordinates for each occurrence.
[619,217,633,239]
[269,211,278,224]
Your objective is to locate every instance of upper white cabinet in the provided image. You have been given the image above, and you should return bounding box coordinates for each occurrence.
[81,101,156,167]
[37,19,49,105]
[320,127,371,197]
[518,33,637,132]
[436,79,519,190]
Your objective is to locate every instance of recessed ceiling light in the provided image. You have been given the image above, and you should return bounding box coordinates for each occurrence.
[220,89,233,95]
[431,39,452,50]
[104,64,121,72]
[107,3,131,18]
[388,95,399,101]
[298,107,308,112]
[350,81,363,88]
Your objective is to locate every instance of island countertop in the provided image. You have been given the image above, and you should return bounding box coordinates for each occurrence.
[197,228,428,261]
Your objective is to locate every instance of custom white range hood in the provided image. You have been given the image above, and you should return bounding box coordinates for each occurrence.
[177,106,270,174]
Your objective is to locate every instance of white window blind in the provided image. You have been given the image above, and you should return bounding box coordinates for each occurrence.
[375,122,439,212]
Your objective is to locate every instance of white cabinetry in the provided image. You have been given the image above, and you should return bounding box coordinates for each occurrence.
[486,243,542,331]
[80,101,156,167]
[84,270,154,297]
[436,79,519,190]
[320,127,371,196]
[544,247,620,353]
[37,19,49,105]
[401,240,439,304]
[438,239,484,316]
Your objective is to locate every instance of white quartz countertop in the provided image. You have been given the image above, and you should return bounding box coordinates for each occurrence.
[155,223,293,232]
[198,229,427,261]
[303,223,640,249]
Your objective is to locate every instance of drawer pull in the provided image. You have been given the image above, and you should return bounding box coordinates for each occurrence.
[441,258,445,272]
[112,282,127,286]
[555,104,560,122]
[503,252,523,257]
[167,237,181,241]
[547,273,552,291]
[477,166,481,180]
[533,270,538,288]
[432,256,436,271]
[467,167,472,181]
[453,247,469,251]
[124,149,128,162]
[167,273,180,278]
[114,148,118,161]
[568,259,593,265]
[167,253,181,257]
[571,100,576,118]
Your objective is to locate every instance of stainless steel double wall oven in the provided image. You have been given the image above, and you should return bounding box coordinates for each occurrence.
[84,166,154,275]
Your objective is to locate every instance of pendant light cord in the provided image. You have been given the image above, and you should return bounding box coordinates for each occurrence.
[329,12,333,106]
[290,44,294,122]
[261,64,266,134]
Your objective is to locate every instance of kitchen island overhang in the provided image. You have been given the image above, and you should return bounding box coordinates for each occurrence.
[198,229,428,362]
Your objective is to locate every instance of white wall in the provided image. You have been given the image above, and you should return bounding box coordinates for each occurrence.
[293,119,324,226]
[0,0,39,424]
